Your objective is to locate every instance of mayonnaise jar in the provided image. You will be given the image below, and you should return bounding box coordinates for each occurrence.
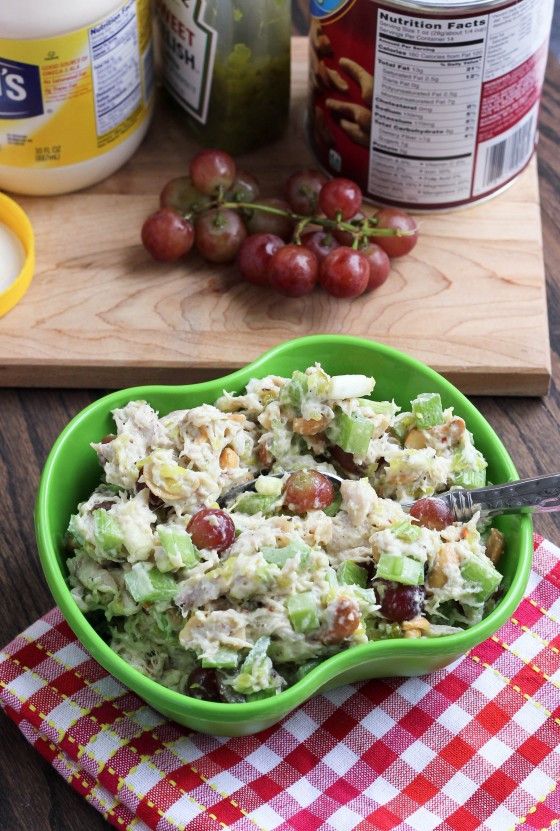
[0,0,155,195]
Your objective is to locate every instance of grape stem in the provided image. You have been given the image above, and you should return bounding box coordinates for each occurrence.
[187,198,414,241]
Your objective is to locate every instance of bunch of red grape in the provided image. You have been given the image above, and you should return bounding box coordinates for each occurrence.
[141,149,418,299]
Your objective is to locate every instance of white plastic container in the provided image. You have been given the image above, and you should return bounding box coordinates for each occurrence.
[0,0,155,195]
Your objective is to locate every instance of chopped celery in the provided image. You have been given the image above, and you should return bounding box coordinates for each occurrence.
[232,636,272,693]
[337,561,368,588]
[287,592,320,633]
[261,538,311,567]
[307,367,330,396]
[329,374,375,399]
[245,688,278,701]
[156,526,199,571]
[358,398,394,416]
[279,371,308,414]
[93,509,124,550]
[322,490,342,517]
[235,492,279,515]
[255,475,283,496]
[326,408,374,456]
[67,514,84,545]
[454,470,486,489]
[123,563,177,603]
[391,412,415,443]
[294,659,322,682]
[353,587,379,606]
[376,552,424,585]
[411,393,444,429]
[460,558,501,601]
[391,519,421,542]
[201,648,239,669]
[366,620,402,640]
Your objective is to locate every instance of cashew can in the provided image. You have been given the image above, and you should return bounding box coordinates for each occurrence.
[308,0,554,210]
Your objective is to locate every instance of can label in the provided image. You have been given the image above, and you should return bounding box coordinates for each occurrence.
[0,0,154,169]
[309,0,554,209]
[155,0,217,125]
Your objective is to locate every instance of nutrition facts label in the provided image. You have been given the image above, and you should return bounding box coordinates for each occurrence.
[89,0,142,137]
[367,0,553,207]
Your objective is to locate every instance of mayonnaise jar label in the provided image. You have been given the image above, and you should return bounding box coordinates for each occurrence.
[0,0,154,168]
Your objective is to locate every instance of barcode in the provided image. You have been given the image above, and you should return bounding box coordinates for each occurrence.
[482,115,535,188]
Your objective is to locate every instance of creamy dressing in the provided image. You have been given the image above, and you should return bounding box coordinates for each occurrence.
[0,222,25,292]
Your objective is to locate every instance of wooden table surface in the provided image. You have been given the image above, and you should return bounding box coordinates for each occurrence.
[1,5,559,830]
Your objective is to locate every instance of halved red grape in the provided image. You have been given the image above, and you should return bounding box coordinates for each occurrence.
[409,497,453,531]
[374,208,418,258]
[141,208,194,262]
[360,242,391,291]
[189,149,236,195]
[284,169,327,215]
[374,579,425,622]
[267,244,318,297]
[284,469,334,513]
[237,233,284,286]
[319,178,362,221]
[246,198,295,241]
[159,176,210,214]
[187,508,235,552]
[328,444,364,476]
[195,208,247,263]
[185,667,221,701]
[301,230,340,264]
[319,246,369,298]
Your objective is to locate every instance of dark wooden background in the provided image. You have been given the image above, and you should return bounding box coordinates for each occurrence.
[1,4,559,829]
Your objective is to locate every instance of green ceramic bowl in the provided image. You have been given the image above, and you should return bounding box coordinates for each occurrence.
[35,336,532,736]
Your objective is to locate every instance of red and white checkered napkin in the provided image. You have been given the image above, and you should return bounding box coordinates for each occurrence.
[2,534,560,831]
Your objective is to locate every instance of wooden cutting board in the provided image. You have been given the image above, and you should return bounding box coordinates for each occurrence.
[0,38,550,395]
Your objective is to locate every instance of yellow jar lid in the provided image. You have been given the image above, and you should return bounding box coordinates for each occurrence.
[0,193,35,318]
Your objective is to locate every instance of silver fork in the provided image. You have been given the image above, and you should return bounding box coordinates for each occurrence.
[219,471,560,521]
[404,473,560,522]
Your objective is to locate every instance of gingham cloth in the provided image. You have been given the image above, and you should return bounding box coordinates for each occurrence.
[1,534,560,831]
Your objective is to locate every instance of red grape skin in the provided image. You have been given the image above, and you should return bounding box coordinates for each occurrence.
[374,208,419,257]
[141,208,194,261]
[360,242,391,291]
[284,470,334,513]
[246,198,295,241]
[185,667,221,701]
[333,211,365,246]
[187,508,235,553]
[374,579,425,622]
[328,444,365,476]
[195,208,247,263]
[284,169,327,215]
[319,178,363,221]
[301,230,340,264]
[226,169,260,203]
[319,246,369,299]
[409,497,453,531]
[159,176,210,213]
[267,244,318,297]
[189,149,236,195]
[237,233,284,286]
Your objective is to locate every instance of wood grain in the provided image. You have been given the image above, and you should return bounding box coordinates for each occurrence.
[0,39,551,395]
[1,5,559,829]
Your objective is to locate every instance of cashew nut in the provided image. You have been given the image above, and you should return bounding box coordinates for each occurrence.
[219,447,239,469]
[486,527,505,564]
[293,414,330,436]
[313,106,335,146]
[404,428,428,449]
[311,23,333,57]
[340,119,370,147]
[326,98,372,131]
[427,543,461,589]
[402,616,430,638]
[339,57,374,103]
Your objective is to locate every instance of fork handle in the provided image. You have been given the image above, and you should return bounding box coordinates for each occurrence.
[445,474,560,522]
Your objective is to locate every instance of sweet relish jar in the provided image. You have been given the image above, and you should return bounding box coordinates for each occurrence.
[157,0,291,155]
